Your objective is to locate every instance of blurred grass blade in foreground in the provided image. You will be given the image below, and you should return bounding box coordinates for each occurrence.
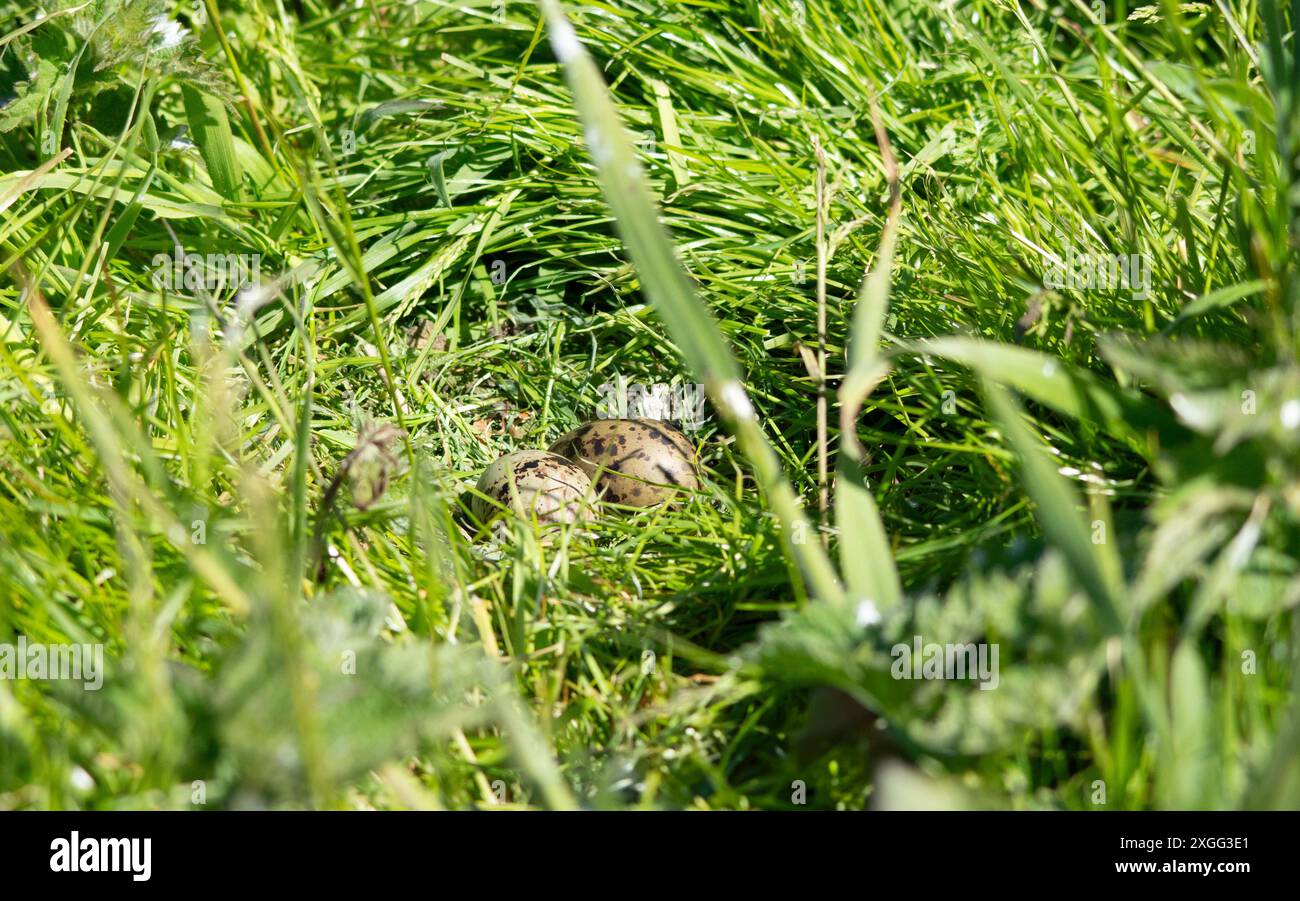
[982,379,1123,631]
[537,0,847,605]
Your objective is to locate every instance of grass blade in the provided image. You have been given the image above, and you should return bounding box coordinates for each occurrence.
[835,457,901,613]
[920,337,1180,454]
[538,0,842,605]
[181,84,244,202]
[982,379,1122,632]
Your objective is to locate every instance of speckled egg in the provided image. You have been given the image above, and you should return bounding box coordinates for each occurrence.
[472,450,595,527]
[548,418,698,508]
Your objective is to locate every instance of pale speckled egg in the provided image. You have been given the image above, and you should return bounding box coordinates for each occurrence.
[472,450,595,527]
[548,418,698,508]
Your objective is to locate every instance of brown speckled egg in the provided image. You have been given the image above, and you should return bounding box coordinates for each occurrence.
[472,450,595,527]
[548,418,698,508]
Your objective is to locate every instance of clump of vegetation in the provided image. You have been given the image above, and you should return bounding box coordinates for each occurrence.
[0,0,1297,810]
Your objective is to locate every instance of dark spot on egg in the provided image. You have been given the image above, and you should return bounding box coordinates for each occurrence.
[547,418,699,511]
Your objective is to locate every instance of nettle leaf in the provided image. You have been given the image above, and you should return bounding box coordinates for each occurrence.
[28,20,80,68]
[890,551,1107,755]
[1100,334,1253,400]
[1212,364,1300,455]
[0,25,77,135]
[753,547,1111,757]
[1133,486,1254,611]
[918,336,1179,455]
[0,57,59,134]
[209,587,502,805]
[1229,552,1300,619]
[1099,336,1296,486]
[750,598,918,721]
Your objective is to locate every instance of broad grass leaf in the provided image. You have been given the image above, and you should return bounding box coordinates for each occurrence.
[536,1,739,384]
[181,85,244,202]
[1166,279,1268,331]
[920,336,1177,453]
[1160,641,1218,809]
[983,380,1123,632]
[537,0,842,604]
[1132,486,1252,611]
[835,457,901,614]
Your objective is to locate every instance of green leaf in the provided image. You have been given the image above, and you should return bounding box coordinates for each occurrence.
[835,456,901,614]
[538,0,842,605]
[1165,279,1268,330]
[920,337,1179,454]
[650,78,689,186]
[1132,486,1251,612]
[0,57,58,134]
[425,147,456,207]
[181,85,243,202]
[1161,640,1217,808]
[358,99,440,132]
[834,138,900,611]
[45,41,86,160]
[983,379,1123,632]
[839,171,898,461]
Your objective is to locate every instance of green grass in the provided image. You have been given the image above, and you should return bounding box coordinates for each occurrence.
[0,0,1297,810]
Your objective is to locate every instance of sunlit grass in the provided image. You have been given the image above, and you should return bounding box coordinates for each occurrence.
[0,0,1296,810]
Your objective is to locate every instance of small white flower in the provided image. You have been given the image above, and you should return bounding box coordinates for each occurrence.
[1280,399,1300,430]
[1170,392,1216,431]
[1227,520,1261,569]
[150,15,189,51]
[855,599,881,628]
[69,766,95,792]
